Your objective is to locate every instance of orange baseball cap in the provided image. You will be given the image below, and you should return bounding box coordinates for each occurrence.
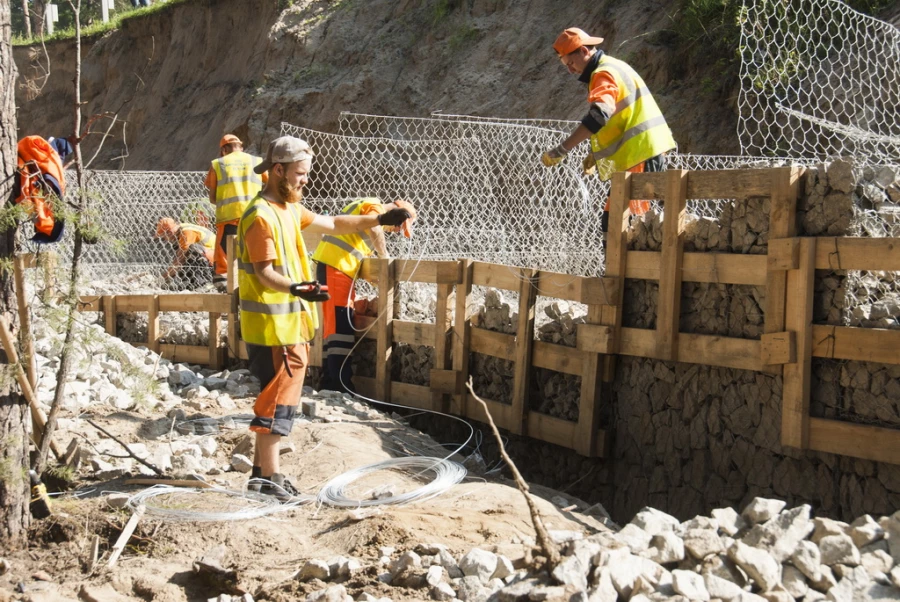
[553,28,604,56]
[155,217,178,238]
[220,134,241,148]
[393,200,417,238]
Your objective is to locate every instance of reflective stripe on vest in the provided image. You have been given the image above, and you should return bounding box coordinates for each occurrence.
[587,55,676,179]
[212,152,263,223]
[181,224,215,250]
[311,198,382,278]
[238,196,318,346]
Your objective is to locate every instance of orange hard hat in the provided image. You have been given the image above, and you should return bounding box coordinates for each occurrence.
[393,200,417,238]
[155,217,178,238]
[553,28,604,56]
[220,134,241,148]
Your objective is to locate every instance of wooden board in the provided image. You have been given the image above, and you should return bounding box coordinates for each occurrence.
[764,168,801,335]
[464,394,513,432]
[375,259,395,403]
[510,269,538,435]
[451,260,474,417]
[656,170,688,361]
[600,171,632,381]
[432,281,455,412]
[814,237,900,271]
[809,418,900,465]
[390,381,435,411]
[760,331,795,365]
[472,262,522,292]
[575,302,605,457]
[631,168,779,200]
[393,260,462,284]
[156,344,209,365]
[158,294,232,314]
[625,251,767,285]
[104,295,116,336]
[781,238,816,449]
[811,325,900,366]
[618,328,776,373]
[470,327,516,361]
[392,320,435,347]
[532,341,584,376]
[768,238,800,270]
[147,295,160,354]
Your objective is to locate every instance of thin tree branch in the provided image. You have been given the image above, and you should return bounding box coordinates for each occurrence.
[85,419,163,476]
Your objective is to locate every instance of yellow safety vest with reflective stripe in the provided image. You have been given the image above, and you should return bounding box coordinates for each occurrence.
[180,224,215,251]
[588,55,676,180]
[238,195,318,346]
[311,198,382,278]
[212,152,264,224]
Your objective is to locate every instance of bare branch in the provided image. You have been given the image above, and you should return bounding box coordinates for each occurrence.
[85,419,164,476]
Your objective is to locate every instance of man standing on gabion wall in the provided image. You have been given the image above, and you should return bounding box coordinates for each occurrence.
[206,134,265,290]
[541,27,676,262]
[238,136,412,502]
[312,197,416,394]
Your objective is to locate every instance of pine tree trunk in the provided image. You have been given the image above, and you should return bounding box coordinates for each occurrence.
[0,0,29,549]
[21,0,31,38]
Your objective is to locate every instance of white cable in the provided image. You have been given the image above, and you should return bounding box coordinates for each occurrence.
[126,483,312,522]
[316,456,466,508]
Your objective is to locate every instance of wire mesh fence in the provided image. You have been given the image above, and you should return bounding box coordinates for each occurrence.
[738,0,900,164]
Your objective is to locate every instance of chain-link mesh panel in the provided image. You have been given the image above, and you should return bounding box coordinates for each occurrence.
[738,0,900,163]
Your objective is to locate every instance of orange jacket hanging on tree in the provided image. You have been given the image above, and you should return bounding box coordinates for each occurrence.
[15,136,66,243]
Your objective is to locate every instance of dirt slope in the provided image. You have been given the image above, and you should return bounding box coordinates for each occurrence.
[13,0,740,170]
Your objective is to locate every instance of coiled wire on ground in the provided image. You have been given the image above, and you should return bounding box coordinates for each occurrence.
[126,483,312,522]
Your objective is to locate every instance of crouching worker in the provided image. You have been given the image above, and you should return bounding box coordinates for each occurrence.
[312,198,416,393]
[239,136,411,501]
[154,218,216,290]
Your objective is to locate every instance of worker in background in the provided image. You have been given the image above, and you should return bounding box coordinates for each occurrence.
[46,135,76,169]
[239,136,412,502]
[312,197,417,394]
[155,218,216,290]
[205,134,266,290]
[541,27,676,258]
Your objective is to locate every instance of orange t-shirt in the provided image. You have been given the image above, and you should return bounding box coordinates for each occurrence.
[243,202,316,272]
[177,228,205,251]
[588,70,619,114]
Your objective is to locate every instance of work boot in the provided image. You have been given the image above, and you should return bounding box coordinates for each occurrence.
[246,466,262,494]
[258,473,302,503]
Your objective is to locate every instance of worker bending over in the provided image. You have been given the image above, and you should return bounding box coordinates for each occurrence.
[239,136,411,501]
[155,218,216,289]
[312,197,416,393]
[541,27,676,258]
[206,134,266,290]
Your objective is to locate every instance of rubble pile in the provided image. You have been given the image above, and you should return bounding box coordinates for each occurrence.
[286,498,900,602]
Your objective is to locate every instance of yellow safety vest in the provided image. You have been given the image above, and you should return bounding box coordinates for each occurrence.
[180,224,215,251]
[588,55,676,180]
[212,151,264,224]
[238,195,318,346]
[311,198,382,278]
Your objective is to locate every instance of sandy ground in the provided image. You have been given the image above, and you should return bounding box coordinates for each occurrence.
[0,394,608,601]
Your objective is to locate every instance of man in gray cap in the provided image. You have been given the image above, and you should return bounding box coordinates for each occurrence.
[239,136,411,502]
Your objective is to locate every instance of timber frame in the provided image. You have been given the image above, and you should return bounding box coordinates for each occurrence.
[68,167,900,464]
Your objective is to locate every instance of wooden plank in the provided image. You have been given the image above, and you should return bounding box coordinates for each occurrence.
[393,260,461,284]
[208,313,221,369]
[104,295,116,336]
[158,344,209,365]
[532,341,584,376]
[147,295,160,354]
[392,320,435,347]
[576,324,614,354]
[809,418,900,466]
[815,237,900,271]
[656,170,688,361]
[464,394,513,431]
[115,295,147,312]
[601,171,632,381]
[510,269,538,435]
[470,327,515,360]
[782,238,816,450]
[228,290,240,362]
[158,294,232,314]
[375,258,395,403]
[527,412,577,450]
[811,325,900,366]
[357,261,377,284]
[429,369,460,394]
[625,251,767,285]
[472,261,521,291]
[390,381,434,411]
[452,260,474,416]
[768,238,800,270]
[580,277,619,305]
[432,280,455,412]
[576,302,605,457]
[632,168,777,200]
[761,331,795,365]
[618,328,776,373]
[764,168,801,335]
